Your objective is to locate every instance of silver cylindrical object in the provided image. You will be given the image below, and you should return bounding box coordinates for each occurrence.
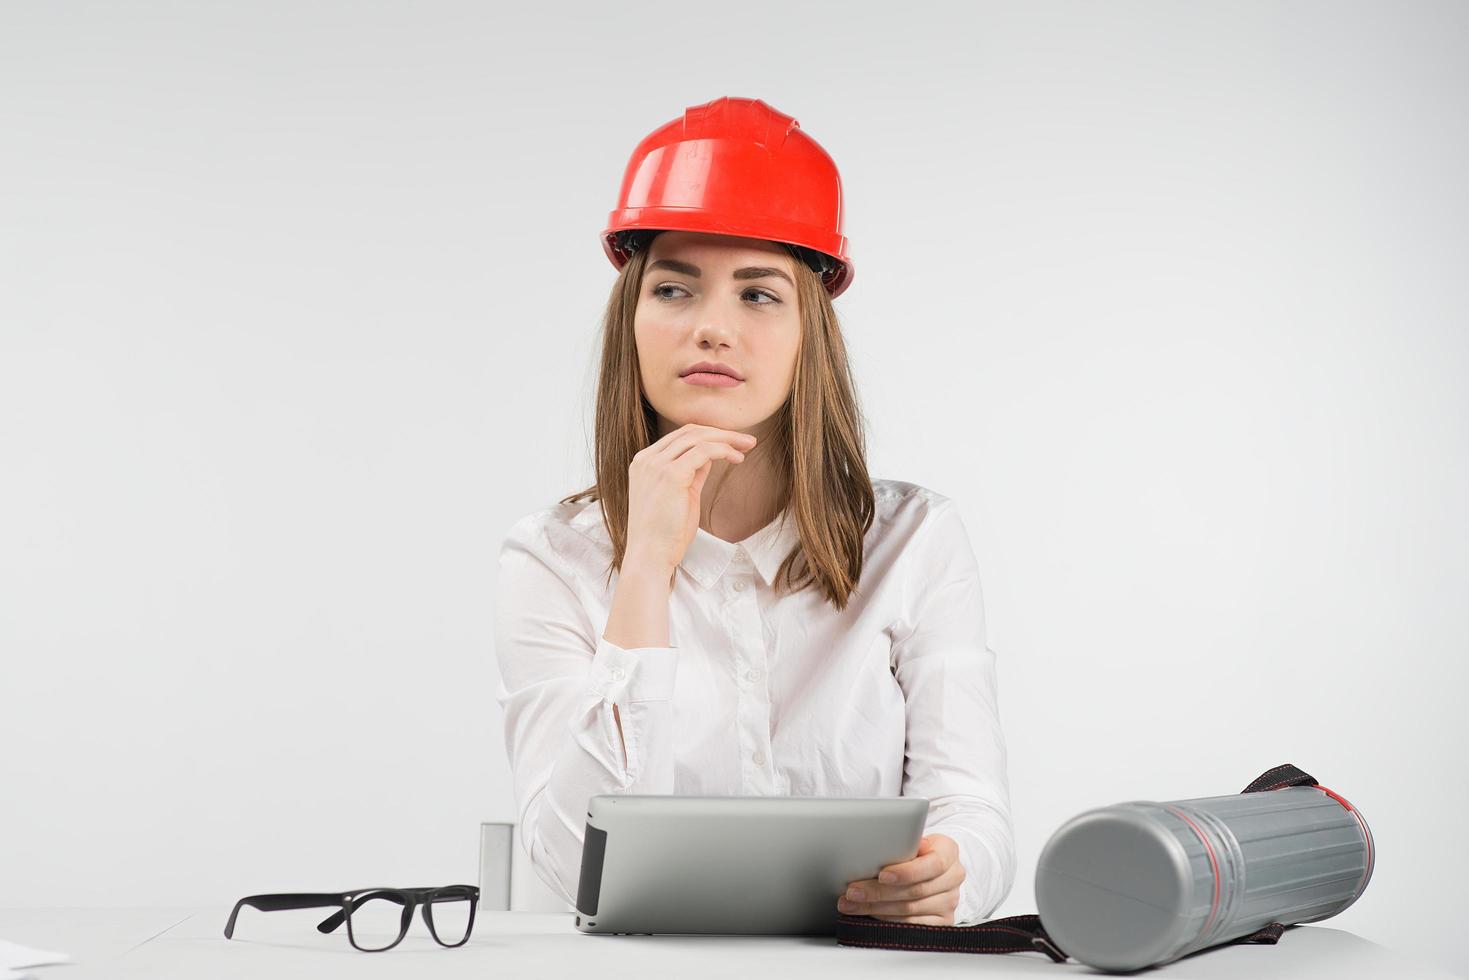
[478,821,514,911]
[1035,783,1374,972]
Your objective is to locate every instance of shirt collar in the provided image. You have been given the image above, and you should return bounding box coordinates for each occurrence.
[571,498,798,591]
[680,504,798,591]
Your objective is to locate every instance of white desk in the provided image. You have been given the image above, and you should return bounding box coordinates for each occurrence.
[1,907,1460,979]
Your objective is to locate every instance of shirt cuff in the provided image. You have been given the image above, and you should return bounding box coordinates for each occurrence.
[927,822,1011,926]
[588,635,678,703]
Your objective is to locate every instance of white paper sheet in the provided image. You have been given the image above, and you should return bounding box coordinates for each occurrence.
[0,938,71,973]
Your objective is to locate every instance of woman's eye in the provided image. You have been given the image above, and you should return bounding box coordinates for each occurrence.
[650,283,780,305]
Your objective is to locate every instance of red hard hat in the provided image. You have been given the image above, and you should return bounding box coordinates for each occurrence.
[602,96,854,299]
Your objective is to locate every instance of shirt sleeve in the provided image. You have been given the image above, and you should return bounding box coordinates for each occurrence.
[493,515,679,909]
[890,498,1016,926]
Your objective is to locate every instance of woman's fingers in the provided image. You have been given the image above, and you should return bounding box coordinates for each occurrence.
[843,889,960,918]
[840,862,963,908]
[839,867,962,921]
[645,421,715,456]
[838,847,966,920]
[839,883,959,921]
[652,423,755,462]
[844,845,964,904]
[671,441,747,480]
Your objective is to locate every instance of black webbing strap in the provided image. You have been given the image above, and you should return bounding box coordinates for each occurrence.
[836,911,1070,960]
[834,763,1320,959]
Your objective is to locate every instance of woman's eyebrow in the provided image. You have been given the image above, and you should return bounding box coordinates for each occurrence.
[646,258,793,286]
[733,266,793,286]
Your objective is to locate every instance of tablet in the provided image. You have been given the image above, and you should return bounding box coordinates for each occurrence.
[572,794,929,936]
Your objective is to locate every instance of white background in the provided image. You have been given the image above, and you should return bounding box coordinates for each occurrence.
[2,1,1465,976]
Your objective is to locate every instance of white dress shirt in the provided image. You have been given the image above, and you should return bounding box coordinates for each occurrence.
[492,477,1015,926]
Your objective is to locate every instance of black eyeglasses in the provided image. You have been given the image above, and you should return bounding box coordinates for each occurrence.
[225,885,480,952]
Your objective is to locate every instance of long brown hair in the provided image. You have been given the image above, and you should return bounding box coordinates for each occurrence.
[560,233,875,611]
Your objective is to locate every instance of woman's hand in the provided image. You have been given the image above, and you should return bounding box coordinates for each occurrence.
[837,834,966,925]
[625,423,756,573]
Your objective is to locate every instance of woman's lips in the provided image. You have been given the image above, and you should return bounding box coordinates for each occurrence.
[681,372,743,387]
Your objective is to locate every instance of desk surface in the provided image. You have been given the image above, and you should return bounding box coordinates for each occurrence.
[0,907,1460,979]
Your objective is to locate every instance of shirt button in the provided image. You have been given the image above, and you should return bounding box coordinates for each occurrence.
[752,750,766,766]
[611,667,625,681]
[733,580,746,592]
[746,668,762,682]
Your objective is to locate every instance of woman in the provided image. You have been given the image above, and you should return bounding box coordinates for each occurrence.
[494,96,1014,927]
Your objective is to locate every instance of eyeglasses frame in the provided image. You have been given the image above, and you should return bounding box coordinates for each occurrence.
[224,884,481,951]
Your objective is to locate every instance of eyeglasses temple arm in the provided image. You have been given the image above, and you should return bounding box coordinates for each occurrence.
[224,893,349,938]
